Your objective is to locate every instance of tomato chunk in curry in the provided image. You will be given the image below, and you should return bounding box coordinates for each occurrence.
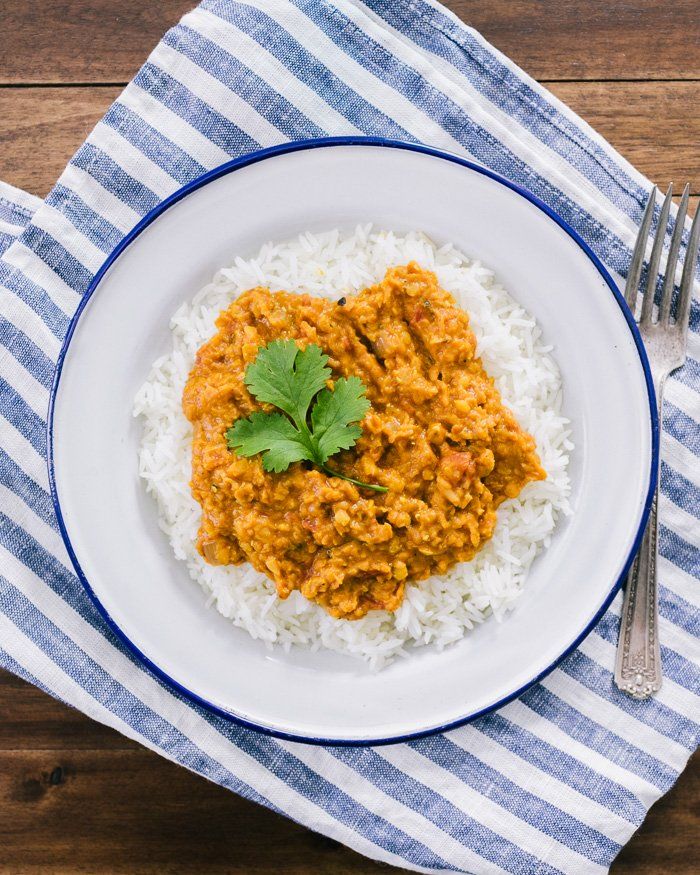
[183,263,545,620]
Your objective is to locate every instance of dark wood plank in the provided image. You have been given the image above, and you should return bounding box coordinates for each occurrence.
[0,87,119,196]
[1,0,699,84]
[0,670,136,751]
[453,0,700,81]
[0,84,697,201]
[0,748,392,874]
[548,82,700,188]
[0,1,193,85]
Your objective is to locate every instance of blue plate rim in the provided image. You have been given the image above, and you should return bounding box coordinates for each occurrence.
[47,136,659,746]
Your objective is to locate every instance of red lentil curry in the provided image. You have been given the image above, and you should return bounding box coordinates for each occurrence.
[183,263,545,620]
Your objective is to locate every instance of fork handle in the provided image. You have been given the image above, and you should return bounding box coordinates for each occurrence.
[614,382,663,699]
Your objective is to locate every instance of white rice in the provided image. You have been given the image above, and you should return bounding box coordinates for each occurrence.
[133,226,572,671]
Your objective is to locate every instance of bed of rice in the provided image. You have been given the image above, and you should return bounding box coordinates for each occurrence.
[133,226,572,671]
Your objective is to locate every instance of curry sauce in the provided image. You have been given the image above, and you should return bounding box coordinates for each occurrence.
[183,263,545,620]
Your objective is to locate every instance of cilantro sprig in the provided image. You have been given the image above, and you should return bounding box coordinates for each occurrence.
[226,340,387,493]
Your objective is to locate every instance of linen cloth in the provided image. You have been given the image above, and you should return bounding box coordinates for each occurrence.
[1,2,698,872]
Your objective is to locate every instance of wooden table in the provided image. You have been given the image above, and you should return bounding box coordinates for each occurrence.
[1,2,697,872]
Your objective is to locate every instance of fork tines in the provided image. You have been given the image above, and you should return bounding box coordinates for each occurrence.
[625,183,700,330]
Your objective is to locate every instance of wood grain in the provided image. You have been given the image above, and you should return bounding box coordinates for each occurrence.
[0,87,119,196]
[0,747,386,874]
[548,82,700,188]
[1,0,699,83]
[0,669,134,752]
[454,0,700,81]
[0,84,698,200]
[0,1,698,873]
[0,1,193,86]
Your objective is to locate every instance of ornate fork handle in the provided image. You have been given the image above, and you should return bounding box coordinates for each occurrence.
[614,377,664,699]
[614,495,662,698]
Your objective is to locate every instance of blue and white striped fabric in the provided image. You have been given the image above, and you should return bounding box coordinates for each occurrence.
[1,2,698,871]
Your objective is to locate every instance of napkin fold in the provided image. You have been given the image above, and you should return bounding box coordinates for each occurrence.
[1,2,698,872]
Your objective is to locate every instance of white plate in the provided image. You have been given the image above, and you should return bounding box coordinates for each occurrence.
[49,139,657,744]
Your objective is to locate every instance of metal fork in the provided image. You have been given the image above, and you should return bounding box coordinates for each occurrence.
[614,184,700,699]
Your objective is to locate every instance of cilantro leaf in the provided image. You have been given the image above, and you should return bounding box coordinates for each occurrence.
[244,339,330,422]
[226,412,311,473]
[311,377,370,463]
[227,341,386,493]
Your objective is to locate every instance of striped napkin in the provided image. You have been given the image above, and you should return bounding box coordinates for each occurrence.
[1,2,698,871]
